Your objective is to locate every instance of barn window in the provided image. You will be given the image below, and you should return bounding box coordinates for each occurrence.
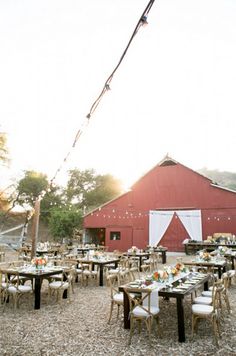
[110,231,121,240]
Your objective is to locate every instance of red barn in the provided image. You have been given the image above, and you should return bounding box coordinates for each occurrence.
[83,156,236,252]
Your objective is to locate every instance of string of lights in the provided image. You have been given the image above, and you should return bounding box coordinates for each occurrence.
[86,207,236,221]
[49,0,156,188]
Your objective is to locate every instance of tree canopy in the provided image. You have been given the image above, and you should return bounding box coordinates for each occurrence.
[0,132,9,166]
[17,170,49,207]
[66,168,122,212]
[198,168,236,191]
[48,207,83,241]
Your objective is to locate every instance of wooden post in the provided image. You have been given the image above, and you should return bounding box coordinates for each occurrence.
[31,198,41,259]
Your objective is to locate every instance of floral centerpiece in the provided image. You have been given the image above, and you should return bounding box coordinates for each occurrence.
[218,246,227,255]
[31,257,47,269]
[152,270,169,282]
[129,246,139,254]
[202,252,211,261]
[93,251,101,259]
[175,262,187,272]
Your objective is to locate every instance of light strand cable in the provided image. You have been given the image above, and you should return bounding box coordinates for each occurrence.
[50,0,156,186]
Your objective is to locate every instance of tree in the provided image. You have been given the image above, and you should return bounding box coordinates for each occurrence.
[40,185,65,222]
[48,206,83,242]
[0,132,9,166]
[16,170,49,207]
[84,174,122,209]
[65,169,122,211]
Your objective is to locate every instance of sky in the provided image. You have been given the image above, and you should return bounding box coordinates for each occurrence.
[1,0,236,191]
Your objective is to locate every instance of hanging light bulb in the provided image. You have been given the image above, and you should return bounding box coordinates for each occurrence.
[140,15,148,26]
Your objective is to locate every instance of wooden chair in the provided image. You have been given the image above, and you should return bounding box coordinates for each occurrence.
[191,283,223,347]
[81,262,98,286]
[2,269,33,312]
[143,253,159,272]
[129,258,140,281]
[124,288,161,345]
[106,274,124,324]
[48,268,73,305]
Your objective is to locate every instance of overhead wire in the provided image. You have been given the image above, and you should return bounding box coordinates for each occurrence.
[50,0,156,187]
[1,0,156,229]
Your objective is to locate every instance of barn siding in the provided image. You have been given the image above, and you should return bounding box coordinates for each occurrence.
[83,158,236,251]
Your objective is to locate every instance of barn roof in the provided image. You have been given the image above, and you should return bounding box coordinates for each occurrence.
[131,154,212,188]
[84,155,236,217]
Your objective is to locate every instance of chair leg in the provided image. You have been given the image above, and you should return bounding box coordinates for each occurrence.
[128,318,134,345]
[108,301,114,324]
[212,316,219,347]
[116,304,120,320]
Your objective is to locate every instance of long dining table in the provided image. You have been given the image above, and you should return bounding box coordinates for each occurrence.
[119,272,211,343]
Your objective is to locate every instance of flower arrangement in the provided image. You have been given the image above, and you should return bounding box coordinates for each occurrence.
[202,252,211,261]
[31,257,47,269]
[93,251,101,259]
[175,262,186,272]
[152,270,169,282]
[129,246,139,254]
[218,246,227,255]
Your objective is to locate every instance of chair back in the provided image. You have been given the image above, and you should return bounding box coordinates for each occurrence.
[142,289,159,312]
[125,287,159,317]
[106,274,119,299]
[212,281,224,312]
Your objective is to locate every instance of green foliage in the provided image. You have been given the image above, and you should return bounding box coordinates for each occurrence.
[17,170,49,207]
[198,168,236,191]
[66,169,122,211]
[48,206,83,241]
[40,185,65,222]
[0,132,9,165]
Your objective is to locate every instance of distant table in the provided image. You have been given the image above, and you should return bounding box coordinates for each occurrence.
[184,242,236,255]
[124,252,150,271]
[77,258,119,286]
[184,259,227,278]
[19,268,64,309]
[224,252,236,269]
[153,247,168,264]
[119,273,211,343]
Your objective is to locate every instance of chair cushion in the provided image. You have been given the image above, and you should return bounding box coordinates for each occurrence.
[132,305,160,317]
[109,269,119,274]
[201,291,212,297]
[193,296,212,305]
[228,270,236,277]
[49,281,69,290]
[192,304,213,315]
[52,274,63,279]
[8,285,32,294]
[113,293,123,303]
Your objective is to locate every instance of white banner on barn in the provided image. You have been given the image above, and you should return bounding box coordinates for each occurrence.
[149,210,202,246]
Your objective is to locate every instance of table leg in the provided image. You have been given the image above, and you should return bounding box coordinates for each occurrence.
[99,265,104,286]
[139,256,142,271]
[34,277,41,309]
[176,297,185,342]
[204,280,209,291]
[123,290,130,329]
[162,251,166,264]
[231,256,234,270]
[218,266,226,279]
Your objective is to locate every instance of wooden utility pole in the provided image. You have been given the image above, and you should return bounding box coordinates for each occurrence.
[31,198,41,259]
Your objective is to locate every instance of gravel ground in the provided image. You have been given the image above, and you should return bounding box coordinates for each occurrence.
[0,252,235,356]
